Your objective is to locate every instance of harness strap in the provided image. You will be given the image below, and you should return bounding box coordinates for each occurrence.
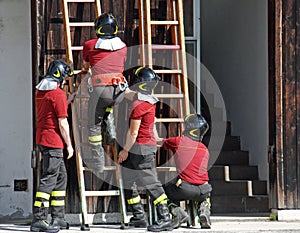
[91,73,125,86]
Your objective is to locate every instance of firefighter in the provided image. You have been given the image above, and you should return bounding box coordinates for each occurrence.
[31,59,74,232]
[159,114,213,229]
[118,67,183,232]
[81,12,128,173]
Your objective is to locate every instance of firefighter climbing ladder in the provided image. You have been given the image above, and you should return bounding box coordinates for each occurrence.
[61,0,128,230]
[138,0,195,225]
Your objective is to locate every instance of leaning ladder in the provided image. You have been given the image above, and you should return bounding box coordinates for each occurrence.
[61,0,127,230]
[138,0,195,225]
[138,0,190,129]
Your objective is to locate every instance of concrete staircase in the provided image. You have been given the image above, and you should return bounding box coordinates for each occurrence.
[201,83,269,214]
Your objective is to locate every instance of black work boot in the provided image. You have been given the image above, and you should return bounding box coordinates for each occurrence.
[85,145,105,173]
[128,202,148,228]
[197,198,211,229]
[147,203,173,232]
[30,220,59,232]
[170,205,190,229]
[51,218,69,230]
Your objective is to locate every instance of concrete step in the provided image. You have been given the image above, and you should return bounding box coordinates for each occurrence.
[203,135,241,151]
[230,165,258,180]
[210,180,268,196]
[208,165,259,181]
[211,195,269,214]
[214,150,249,165]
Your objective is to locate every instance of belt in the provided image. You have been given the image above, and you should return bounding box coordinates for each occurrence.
[91,73,125,86]
[176,178,208,187]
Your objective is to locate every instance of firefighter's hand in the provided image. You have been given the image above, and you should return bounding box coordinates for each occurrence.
[67,91,77,104]
[67,145,74,159]
[118,149,128,163]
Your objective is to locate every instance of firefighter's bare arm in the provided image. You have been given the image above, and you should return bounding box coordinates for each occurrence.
[118,119,141,163]
[58,118,74,159]
[154,119,163,147]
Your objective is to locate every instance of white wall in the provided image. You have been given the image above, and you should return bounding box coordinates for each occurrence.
[201,0,269,180]
[0,0,32,219]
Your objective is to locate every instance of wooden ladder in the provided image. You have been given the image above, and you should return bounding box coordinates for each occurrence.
[138,0,190,177]
[138,0,191,224]
[61,0,128,230]
[138,0,190,124]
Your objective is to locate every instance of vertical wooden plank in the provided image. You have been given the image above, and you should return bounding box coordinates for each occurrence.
[274,0,285,209]
[296,0,300,209]
[282,0,298,209]
[268,0,277,210]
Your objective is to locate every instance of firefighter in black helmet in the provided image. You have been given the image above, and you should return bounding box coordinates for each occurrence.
[159,114,213,229]
[94,12,118,39]
[118,67,187,232]
[31,59,74,232]
[82,12,129,173]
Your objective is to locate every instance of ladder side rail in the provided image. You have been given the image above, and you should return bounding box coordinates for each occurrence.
[62,0,74,63]
[94,0,101,16]
[112,141,129,226]
[72,92,89,225]
[163,0,184,135]
[145,0,153,67]
[176,0,190,116]
[138,0,146,66]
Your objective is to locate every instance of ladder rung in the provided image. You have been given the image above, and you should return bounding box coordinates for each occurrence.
[157,167,177,172]
[154,94,184,98]
[84,190,120,197]
[151,20,178,25]
[66,0,96,2]
[156,118,184,123]
[69,22,94,27]
[83,166,116,171]
[153,69,182,74]
[71,46,83,51]
[152,45,180,50]
[74,70,82,75]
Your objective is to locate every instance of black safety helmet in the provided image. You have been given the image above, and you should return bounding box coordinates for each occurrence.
[131,67,161,94]
[46,59,74,82]
[94,13,118,39]
[183,114,209,141]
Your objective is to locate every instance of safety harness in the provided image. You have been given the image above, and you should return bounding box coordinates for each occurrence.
[88,73,128,92]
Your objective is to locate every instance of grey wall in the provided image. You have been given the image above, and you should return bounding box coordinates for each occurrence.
[0,0,32,219]
[201,0,269,180]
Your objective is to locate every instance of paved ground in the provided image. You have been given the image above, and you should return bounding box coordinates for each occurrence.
[1,216,300,233]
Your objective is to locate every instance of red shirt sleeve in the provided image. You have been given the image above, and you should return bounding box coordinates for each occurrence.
[163,137,181,153]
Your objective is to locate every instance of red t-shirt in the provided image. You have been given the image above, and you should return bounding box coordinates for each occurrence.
[163,136,209,185]
[35,87,68,149]
[130,100,156,146]
[82,38,127,74]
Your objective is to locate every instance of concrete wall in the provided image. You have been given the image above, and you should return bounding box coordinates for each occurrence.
[0,0,32,220]
[201,0,269,180]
